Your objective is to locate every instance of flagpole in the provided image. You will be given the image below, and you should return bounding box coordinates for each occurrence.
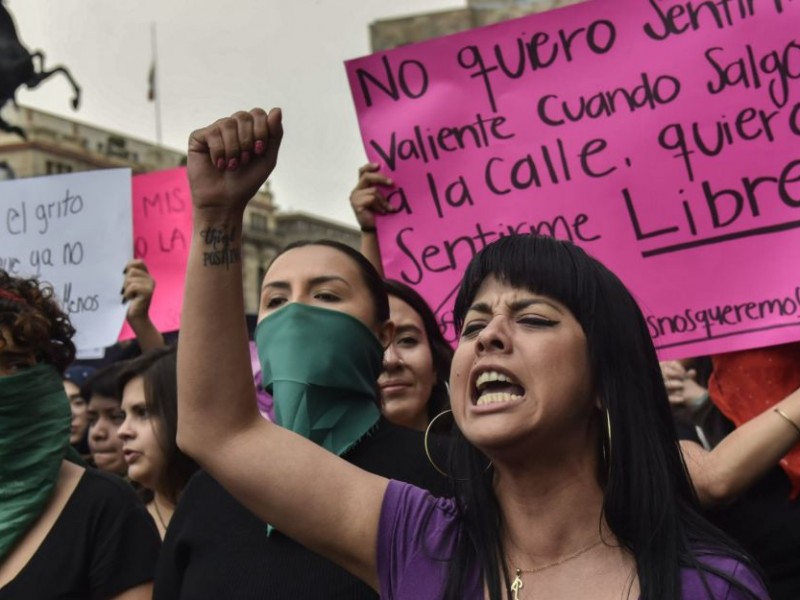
[150,21,163,147]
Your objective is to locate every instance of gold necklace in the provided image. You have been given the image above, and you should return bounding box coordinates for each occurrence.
[152,497,169,532]
[510,539,603,600]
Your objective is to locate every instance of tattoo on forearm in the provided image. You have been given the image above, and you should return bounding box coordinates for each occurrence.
[200,226,241,268]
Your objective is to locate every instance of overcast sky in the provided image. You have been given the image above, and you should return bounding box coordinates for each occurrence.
[8,0,463,225]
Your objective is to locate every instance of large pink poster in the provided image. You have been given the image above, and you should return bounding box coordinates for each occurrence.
[346,0,800,359]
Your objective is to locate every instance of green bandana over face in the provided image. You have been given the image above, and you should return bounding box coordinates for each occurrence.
[0,363,70,562]
[256,303,383,457]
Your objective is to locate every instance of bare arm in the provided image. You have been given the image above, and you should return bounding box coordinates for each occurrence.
[111,582,153,600]
[176,110,387,589]
[681,386,800,507]
[360,232,383,277]
[349,162,397,277]
[122,260,165,352]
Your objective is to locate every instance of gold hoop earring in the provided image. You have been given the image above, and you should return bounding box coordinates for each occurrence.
[424,409,492,479]
[424,409,453,477]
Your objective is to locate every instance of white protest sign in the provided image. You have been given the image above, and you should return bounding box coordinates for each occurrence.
[0,169,132,351]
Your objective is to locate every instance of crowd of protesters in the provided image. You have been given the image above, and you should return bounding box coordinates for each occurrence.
[0,106,798,600]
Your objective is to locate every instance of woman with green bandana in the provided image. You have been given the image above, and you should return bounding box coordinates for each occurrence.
[0,270,160,599]
[153,239,447,599]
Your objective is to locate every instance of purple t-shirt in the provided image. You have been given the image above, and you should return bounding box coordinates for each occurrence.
[377,481,769,600]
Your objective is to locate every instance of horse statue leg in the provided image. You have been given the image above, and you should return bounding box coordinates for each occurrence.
[26,51,81,109]
[0,112,27,139]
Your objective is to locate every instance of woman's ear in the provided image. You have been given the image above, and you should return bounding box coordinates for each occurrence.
[377,320,395,350]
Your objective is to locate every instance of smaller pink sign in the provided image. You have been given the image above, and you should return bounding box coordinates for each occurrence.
[119,167,191,340]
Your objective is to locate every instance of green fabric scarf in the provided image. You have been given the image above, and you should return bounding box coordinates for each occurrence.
[256,303,383,457]
[0,363,71,562]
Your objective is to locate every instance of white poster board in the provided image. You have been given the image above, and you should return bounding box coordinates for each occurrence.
[0,169,133,351]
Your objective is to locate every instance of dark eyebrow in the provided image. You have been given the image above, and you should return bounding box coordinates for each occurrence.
[262,281,290,292]
[395,324,423,336]
[467,298,564,315]
[261,276,351,293]
[308,276,351,289]
[467,302,493,316]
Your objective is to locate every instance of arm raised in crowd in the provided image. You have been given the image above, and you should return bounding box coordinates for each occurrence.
[680,384,800,507]
[122,259,165,352]
[349,162,396,276]
[176,109,387,590]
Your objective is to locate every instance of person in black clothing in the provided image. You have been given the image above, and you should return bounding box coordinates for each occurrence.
[677,410,800,600]
[156,239,447,599]
[117,346,199,540]
[156,419,447,599]
[664,354,800,599]
[0,270,160,599]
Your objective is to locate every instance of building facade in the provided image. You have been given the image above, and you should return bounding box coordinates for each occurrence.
[0,105,358,316]
[370,0,584,51]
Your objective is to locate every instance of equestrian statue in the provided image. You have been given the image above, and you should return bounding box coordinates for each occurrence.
[0,0,81,138]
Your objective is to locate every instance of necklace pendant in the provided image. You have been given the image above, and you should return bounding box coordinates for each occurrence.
[510,570,524,600]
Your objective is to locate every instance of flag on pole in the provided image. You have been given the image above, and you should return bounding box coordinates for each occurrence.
[147,61,156,101]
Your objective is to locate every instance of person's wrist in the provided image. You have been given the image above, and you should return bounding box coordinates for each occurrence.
[126,312,151,327]
[774,407,800,438]
[686,391,709,412]
[360,224,377,234]
[192,205,245,227]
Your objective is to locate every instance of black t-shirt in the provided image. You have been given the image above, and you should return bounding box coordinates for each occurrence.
[678,410,800,600]
[0,469,161,600]
[154,419,449,600]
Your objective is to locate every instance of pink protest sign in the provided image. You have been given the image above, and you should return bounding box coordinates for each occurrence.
[346,0,800,359]
[119,167,191,340]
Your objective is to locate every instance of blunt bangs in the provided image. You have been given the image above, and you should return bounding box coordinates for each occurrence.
[453,234,598,335]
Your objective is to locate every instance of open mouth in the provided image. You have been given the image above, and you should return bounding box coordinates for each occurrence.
[473,369,525,405]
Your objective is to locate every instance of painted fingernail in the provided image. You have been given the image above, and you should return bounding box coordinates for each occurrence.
[254,140,265,155]
[216,158,225,170]
[241,151,251,165]
[120,288,124,295]
[227,158,239,170]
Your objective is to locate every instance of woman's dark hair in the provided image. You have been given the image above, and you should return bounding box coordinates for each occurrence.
[116,346,198,504]
[0,270,75,374]
[270,240,390,324]
[442,234,763,600]
[81,362,124,402]
[384,279,452,418]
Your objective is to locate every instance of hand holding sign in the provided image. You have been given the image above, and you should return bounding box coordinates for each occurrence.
[122,259,155,324]
[187,108,283,216]
[121,258,165,352]
[349,163,396,230]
